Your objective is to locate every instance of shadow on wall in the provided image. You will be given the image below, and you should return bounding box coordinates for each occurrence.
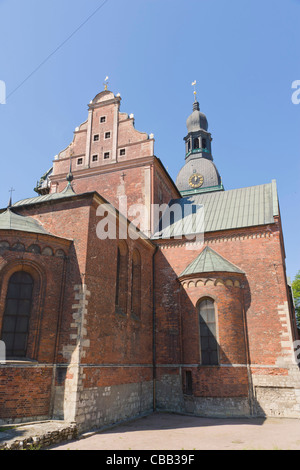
[153,245,268,421]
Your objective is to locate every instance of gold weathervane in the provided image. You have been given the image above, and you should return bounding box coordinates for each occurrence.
[104,76,109,91]
[191,80,197,101]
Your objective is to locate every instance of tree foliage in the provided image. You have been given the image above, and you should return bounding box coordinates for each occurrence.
[292,271,300,327]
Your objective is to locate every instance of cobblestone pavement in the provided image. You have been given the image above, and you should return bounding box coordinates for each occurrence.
[50,412,300,450]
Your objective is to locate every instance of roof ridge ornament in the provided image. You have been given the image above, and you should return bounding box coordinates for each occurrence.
[191,80,200,111]
[8,187,15,208]
[103,76,109,91]
[191,80,197,102]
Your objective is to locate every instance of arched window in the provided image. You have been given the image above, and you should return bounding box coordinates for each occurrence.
[131,249,141,317]
[115,242,128,314]
[1,271,34,358]
[194,138,199,149]
[202,138,207,149]
[199,298,218,365]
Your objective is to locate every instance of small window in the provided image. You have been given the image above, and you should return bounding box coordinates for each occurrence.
[77,158,83,165]
[104,152,110,159]
[92,155,98,162]
[120,148,126,156]
[100,116,106,123]
[93,134,99,141]
[184,371,193,395]
[105,132,111,139]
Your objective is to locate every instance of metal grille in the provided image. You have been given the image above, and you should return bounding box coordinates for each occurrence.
[199,299,218,365]
[1,271,33,358]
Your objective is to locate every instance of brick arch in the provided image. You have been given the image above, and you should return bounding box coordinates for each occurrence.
[0,259,46,360]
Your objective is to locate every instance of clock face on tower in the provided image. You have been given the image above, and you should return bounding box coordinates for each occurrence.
[189,173,204,188]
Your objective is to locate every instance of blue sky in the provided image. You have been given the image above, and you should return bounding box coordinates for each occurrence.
[0,0,299,280]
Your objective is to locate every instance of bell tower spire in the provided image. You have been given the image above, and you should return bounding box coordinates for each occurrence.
[175,85,224,195]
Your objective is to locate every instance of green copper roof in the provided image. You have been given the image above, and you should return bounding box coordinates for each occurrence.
[12,183,76,208]
[152,180,279,239]
[180,246,244,277]
[0,208,50,235]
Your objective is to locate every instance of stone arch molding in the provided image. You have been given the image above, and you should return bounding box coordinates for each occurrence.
[181,277,242,290]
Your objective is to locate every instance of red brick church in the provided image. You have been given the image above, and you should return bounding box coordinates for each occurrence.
[0,87,299,431]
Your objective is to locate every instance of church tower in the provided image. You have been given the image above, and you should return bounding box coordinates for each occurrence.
[176,92,223,196]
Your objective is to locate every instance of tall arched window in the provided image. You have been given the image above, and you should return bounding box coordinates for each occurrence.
[115,242,128,314]
[202,138,207,149]
[199,298,218,365]
[131,249,141,317]
[1,271,34,358]
[194,137,199,149]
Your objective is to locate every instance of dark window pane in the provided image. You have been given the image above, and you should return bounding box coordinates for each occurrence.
[202,351,210,365]
[20,284,33,300]
[14,333,27,350]
[7,283,20,299]
[199,299,218,366]
[1,271,33,358]
[19,300,31,316]
[2,316,16,332]
[5,299,19,315]
[15,316,29,333]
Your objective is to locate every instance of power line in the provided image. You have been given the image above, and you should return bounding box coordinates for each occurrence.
[6,0,110,100]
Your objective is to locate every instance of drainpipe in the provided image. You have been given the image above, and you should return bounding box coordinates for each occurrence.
[152,245,158,411]
[241,284,255,416]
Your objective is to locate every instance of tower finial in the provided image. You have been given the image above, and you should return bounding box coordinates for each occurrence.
[66,152,74,185]
[104,76,109,91]
[191,80,197,102]
[8,187,15,208]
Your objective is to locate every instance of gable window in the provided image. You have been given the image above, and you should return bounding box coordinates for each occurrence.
[100,116,106,123]
[199,298,218,365]
[93,134,100,142]
[105,132,111,139]
[1,271,34,358]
